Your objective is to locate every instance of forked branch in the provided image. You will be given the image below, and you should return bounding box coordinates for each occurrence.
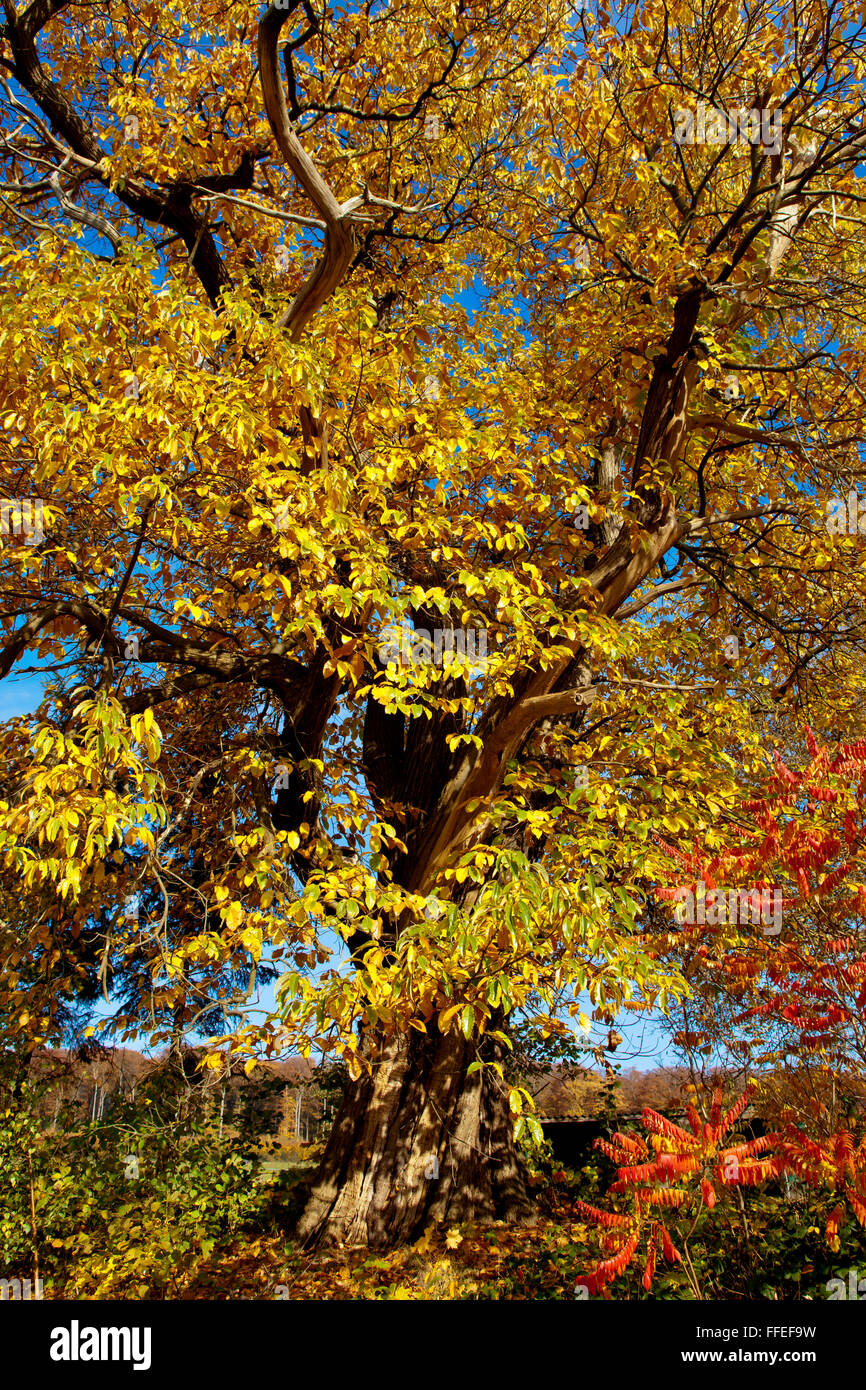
[257,2,433,341]
[257,3,366,341]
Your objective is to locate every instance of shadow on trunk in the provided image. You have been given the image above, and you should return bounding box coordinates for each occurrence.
[295,1025,537,1250]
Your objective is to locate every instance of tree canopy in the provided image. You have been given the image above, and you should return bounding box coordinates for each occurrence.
[2,0,866,1248]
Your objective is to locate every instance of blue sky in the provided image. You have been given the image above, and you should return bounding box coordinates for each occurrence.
[0,670,46,722]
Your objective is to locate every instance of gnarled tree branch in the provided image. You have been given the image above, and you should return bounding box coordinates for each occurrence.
[258,2,358,342]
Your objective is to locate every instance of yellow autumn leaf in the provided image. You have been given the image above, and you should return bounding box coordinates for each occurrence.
[242,925,263,961]
[222,901,244,930]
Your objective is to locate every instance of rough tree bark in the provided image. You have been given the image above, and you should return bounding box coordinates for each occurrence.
[296,1025,535,1249]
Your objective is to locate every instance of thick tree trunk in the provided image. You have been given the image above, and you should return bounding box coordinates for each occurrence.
[296,1026,536,1249]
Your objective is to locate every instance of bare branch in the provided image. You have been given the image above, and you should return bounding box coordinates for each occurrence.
[48,170,120,250]
[258,2,356,341]
[615,578,701,620]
